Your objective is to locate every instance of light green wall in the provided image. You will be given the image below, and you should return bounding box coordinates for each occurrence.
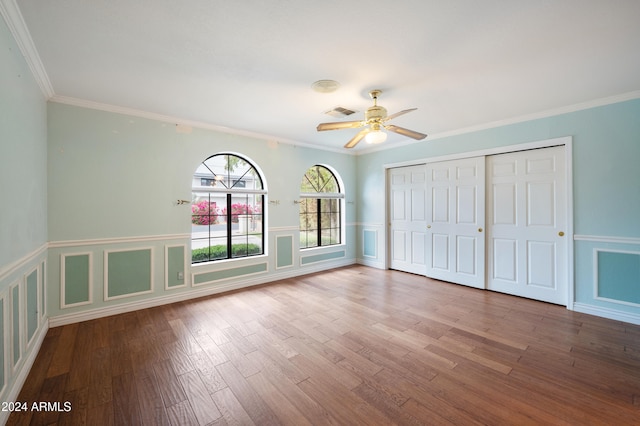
[0,17,47,267]
[47,103,357,240]
[0,15,48,407]
[356,98,640,317]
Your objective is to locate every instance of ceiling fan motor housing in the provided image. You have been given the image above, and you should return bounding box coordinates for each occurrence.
[365,105,387,122]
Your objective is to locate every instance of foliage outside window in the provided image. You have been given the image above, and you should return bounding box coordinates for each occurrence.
[300,165,342,249]
[191,154,265,263]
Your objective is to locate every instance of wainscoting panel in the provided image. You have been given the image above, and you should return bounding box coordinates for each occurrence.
[104,248,153,300]
[356,223,385,269]
[363,229,377,258]
[0,294,5,395]
[595,249,640,305]
[276,235,294,269]
[193,262,268,286]
[11,282,20,370]
[60,253,92,308]
[40,260,46,321]
[25,268,38,346]
[301,250,345,265]
[0,246,48,418]
[574,235,640,325]
[165,245,187,289]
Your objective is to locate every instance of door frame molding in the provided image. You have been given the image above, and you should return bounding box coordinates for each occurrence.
[383,136,574,309]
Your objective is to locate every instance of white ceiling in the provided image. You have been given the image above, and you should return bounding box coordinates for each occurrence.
[12,0,640,152]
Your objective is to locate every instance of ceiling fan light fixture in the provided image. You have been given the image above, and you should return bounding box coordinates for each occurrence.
[365,129,387,144]
[316,89,425,148]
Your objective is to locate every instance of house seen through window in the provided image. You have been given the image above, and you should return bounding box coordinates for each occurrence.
[300,165,343,249]
[191,153,265,263]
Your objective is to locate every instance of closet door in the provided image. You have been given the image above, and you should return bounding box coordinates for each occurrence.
[426,157,485,288]
[389,165,427,275]
[486,146,567,305]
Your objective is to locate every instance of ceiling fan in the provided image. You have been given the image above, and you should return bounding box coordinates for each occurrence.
[316,89,427,148]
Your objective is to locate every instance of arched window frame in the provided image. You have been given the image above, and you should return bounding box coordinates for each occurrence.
[299,165,344,249]
[191,153,266,264]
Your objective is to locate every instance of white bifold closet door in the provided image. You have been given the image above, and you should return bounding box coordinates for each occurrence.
[425,156,485,288]
[486,146,567,305]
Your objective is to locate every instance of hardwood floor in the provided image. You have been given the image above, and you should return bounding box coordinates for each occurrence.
[8,265,640,425]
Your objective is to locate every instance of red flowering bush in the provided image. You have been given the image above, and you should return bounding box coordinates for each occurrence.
[191,201,218,225]
[221,203,255,222]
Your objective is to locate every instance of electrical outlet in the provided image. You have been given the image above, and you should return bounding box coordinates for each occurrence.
[177,271,184,280]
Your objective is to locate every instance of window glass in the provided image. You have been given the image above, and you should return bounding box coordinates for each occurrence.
[192,154,265,263]
[299,165,342,249]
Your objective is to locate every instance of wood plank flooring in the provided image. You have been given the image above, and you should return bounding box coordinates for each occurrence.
[8,265,640,425]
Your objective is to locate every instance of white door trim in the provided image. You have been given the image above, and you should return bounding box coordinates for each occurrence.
[382,136,574,309]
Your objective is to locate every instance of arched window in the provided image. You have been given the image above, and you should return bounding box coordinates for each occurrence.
[191,153,265,263]
[299,165,343,249]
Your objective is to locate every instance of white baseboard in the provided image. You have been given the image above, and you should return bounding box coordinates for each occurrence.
[573,302,640,326]
[50,258,356,327]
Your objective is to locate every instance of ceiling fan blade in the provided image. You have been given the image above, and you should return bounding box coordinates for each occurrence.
[385,125,427,140]
[383,108,417,122]
[344,129,369,148]
[317,120,364,132]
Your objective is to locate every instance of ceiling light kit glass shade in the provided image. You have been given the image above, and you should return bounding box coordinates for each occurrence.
[365,122,387,144]
[365,129,387,144]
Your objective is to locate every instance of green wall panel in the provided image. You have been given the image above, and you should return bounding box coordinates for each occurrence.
[12,285,20,366]
[26,269,38,341]
[107,249,152,298]
[276,236,293,268]
[64,254,91,306]
[167,246,185,288]
[301,250,345,265]
[194,263,267,285]
[0,299,4,390]
[363,230,376,257]
[41,261,46,316]
[597,251,640,304]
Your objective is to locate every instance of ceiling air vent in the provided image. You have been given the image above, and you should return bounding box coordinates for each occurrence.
[324,106,357,118]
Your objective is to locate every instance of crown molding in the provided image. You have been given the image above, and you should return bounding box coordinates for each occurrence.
[357,90,640,155]
[0,0,54,98]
